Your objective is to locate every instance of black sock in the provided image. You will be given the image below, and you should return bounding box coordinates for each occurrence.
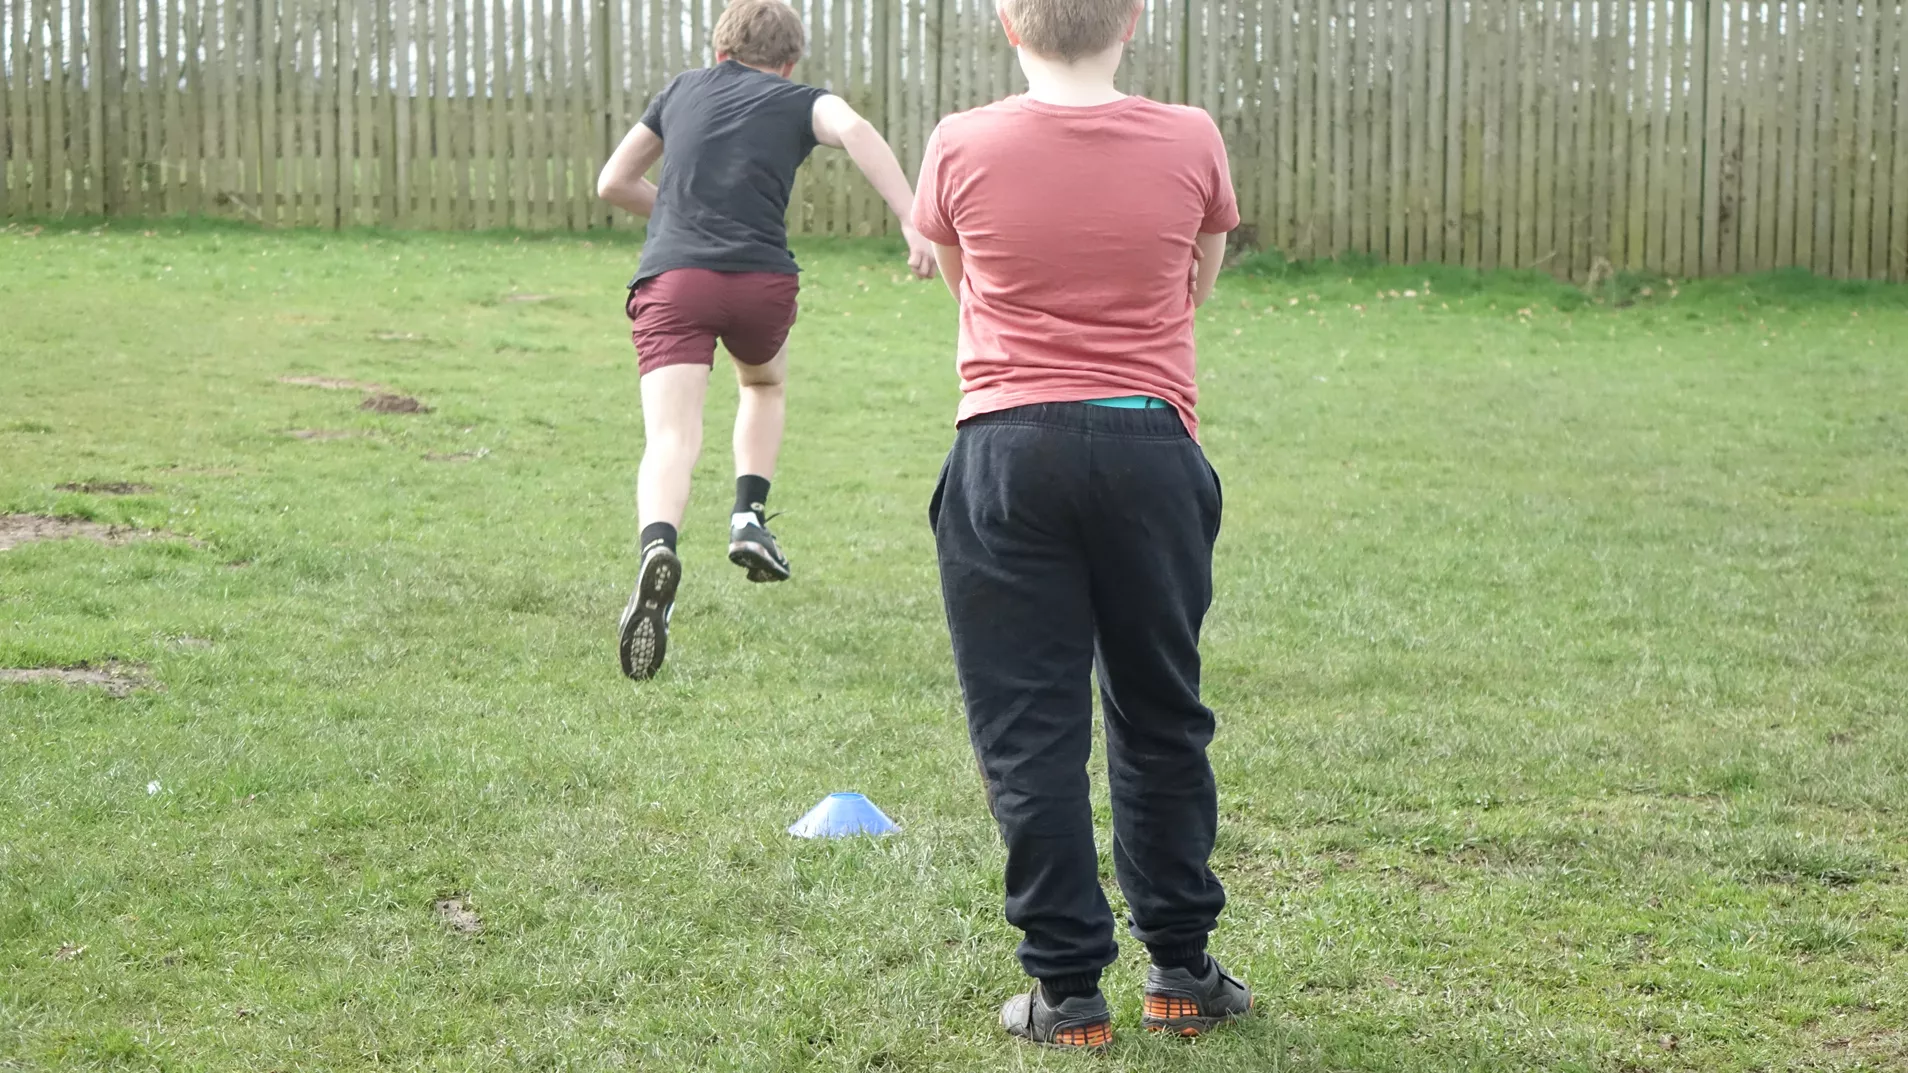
[1147,942,1210,974]
[639,522,677,555]
[1038,971,1102,1001]
[734,474,771,520]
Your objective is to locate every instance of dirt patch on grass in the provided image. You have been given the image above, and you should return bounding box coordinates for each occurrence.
[0,514,177,552]
[278,375,391,392]
[362,393,432,414]
[0,662,156,698]
[55,481,154,495]
[433,896,483,935]
[286,429,360,441]
[502,293,554,303]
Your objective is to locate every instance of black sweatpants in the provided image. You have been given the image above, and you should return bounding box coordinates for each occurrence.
[929,401,1227,982]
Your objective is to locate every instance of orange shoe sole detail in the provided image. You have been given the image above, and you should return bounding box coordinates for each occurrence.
[1051,1022,1113,1048]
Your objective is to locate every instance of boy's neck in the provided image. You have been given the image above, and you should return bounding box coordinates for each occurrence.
[720,55,791,79]
[1017,43,1127,108]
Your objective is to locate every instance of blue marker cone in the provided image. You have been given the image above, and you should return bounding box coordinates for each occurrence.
[788,792,898,838]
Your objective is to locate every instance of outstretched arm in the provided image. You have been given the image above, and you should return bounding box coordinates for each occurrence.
[597,122,664,217]
[813,94,935,279]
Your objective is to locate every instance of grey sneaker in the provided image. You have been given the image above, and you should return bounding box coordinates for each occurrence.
[999,984,1113,1050]
[1142,958,1253,1036]
[617,543,679,680]
[728,512,790,583]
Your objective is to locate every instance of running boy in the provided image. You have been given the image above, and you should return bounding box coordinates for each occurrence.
[596,0,934,681]
[911,0,1249,1049]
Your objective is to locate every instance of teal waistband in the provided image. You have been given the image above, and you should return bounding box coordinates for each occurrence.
[1083,395,1169,409]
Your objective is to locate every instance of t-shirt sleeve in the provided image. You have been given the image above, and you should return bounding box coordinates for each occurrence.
[1199,115,1241,234]
[910,123,958,245]
[793,84,829,152]
[639,76,678,138]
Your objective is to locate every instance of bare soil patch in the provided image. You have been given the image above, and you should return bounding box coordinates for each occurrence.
[0,661,156,698]
[55,481,153,495]
[0,514,171,552]
[286,429,360,441]
[278,375,390,392]
[362,394,432,414]
[433,896,483,935]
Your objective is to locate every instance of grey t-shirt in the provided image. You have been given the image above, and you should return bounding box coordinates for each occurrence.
[632,61,828,286]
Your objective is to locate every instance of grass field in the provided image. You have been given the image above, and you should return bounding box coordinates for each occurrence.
[2,220,1906,1072]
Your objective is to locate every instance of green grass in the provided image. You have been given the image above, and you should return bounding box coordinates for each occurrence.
[2,219,1906,1072]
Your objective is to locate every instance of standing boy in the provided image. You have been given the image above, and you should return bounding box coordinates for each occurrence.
[911,0,1250,1049]
[596,0,934,681]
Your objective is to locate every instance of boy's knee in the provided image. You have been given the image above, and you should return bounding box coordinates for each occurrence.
[645,426,703,457]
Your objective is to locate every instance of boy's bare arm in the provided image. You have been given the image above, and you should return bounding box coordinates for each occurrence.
[930,243,964,298]
[813,95,936,279]
[1191,231,1227,307]
[597,123,664,217]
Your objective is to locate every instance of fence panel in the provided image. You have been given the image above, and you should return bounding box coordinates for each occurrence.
[4,0,1906,279]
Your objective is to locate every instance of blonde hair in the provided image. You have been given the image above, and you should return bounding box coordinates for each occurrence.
[713,0,807,70]
[1000,0,1138,62]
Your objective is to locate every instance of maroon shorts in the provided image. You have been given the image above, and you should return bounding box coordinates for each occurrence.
[626,268,800,376]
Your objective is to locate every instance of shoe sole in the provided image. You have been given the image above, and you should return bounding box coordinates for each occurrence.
[1142,994,1253,1038]
[1007,1024,1114,1051]
[728,540,790,583]
[618,550,680,680]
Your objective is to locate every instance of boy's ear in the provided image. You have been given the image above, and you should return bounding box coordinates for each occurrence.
[1124,4,1142,42]
[715,50,730,63]
[997,10,1021,47]
[778,61,797,78]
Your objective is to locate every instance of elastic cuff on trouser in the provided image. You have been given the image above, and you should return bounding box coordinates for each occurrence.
[1038,971,1103,999]
[1146,939,1209,972]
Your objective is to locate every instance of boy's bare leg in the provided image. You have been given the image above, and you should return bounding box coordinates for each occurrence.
[728,344,794,582]
[637,363,712,529]
[732,343,788,482]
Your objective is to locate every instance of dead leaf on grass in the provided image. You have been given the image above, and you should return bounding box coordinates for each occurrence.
[371,331,425,343]
[362,394,432,415]
[0,662,156,698]
[235,1007,255,1020]
[54,943,85,961]
[55,481,154,496]
[0,514,175,552]
[278,375,391,392]
[433,896,483,935]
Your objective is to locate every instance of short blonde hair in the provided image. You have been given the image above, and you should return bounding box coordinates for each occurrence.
[714,0,806,70]
[1000,0,1138,62]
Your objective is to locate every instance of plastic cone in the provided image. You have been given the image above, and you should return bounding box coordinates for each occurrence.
[788,792,898,838]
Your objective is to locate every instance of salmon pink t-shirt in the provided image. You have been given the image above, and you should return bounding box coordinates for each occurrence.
[911,95,1239,439]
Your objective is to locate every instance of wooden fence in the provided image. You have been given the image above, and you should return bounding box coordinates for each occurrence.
[4,1,1906,280]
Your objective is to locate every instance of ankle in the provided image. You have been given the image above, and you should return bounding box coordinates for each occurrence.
[640,522,678,554]
[733,474,771,520]
[1038,971,1102,1002]
[1146,942,1209,975]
